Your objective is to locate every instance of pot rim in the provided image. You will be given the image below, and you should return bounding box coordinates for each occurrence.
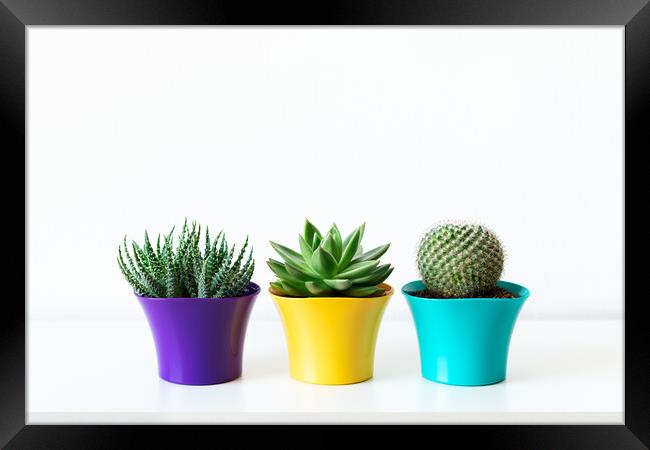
[135,281,261,302]
[401,280,529,302]
[269,282,394,301]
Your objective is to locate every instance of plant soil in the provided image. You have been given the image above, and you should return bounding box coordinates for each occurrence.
[408,286,517,299]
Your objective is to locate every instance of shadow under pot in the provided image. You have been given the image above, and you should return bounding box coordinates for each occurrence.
[136,282,260,385]
[402,280,530,386]
[270,283,393,385]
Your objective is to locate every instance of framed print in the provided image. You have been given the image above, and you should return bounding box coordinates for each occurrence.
[2,0,648,447]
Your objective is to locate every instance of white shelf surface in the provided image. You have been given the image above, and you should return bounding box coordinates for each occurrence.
[28,318,623,424]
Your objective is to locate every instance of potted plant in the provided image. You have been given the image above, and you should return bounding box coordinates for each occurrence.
[402,222,530,386]
[117,220,259,385]
[268,219,394,385]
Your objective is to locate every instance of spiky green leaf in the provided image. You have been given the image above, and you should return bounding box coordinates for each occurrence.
[285,263,316,282]
[343,222,365,248]
[267,259,304,283]
[336,260,379,279]
[329,224,343,259]
[351,243,390,264]
[270,281,287,295]
[303,219,322,248]
[310,246,338,278]
[321,233,341,262]
[352,264,393,286]
[338,227,361,270]
[341,286,384,297]
[323,278,352,290]
[305,281,333,296]
[280,279,310,297]
[298,235,314,261]
[270,241,304,266]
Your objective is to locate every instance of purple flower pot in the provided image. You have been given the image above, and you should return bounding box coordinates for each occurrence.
[136,282,259,385]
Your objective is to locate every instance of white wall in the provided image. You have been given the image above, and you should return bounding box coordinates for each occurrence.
[27,27,623,321]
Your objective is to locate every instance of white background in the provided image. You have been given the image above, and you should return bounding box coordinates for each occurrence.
[28,27,623,321]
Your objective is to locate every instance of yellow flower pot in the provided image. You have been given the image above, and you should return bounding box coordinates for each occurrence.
[270,283,393,385]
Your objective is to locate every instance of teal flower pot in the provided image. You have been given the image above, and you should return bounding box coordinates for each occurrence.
[402,280,530,386]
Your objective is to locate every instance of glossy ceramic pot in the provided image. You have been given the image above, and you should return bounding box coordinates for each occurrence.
[271,283,393,385]
[402,280,529,386]
[137,282,259,385]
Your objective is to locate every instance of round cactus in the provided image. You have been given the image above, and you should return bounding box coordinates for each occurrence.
[416,222,504,298]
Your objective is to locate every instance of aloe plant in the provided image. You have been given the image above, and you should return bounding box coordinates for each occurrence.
[268,219,393,297]
[117,220,254,298]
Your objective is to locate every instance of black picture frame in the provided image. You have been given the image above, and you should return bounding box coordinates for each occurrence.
[3,0,647,447]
